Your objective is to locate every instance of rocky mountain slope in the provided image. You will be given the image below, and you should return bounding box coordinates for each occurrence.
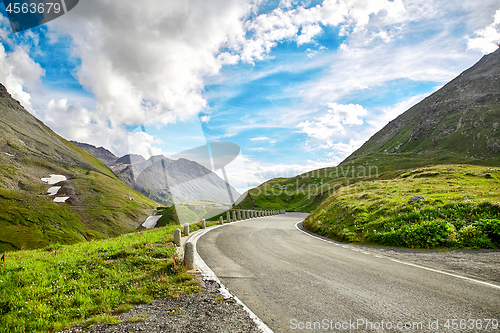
[343,48,500,164]
[0,84,158,251]
[70,141,118,166]
[74,142,240,207]
[238,49,500,213]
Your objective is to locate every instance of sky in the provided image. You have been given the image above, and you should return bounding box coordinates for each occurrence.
[0,0,499,193]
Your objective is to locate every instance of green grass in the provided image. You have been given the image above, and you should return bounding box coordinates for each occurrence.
[156,202,238,226]
[0,188,87,251]
[304,165,500,249]
[237,151,498,213]
[0,160,158,252]
[0,225,201,332]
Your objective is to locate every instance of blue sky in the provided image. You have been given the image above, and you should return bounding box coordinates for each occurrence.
[0,0,499,192]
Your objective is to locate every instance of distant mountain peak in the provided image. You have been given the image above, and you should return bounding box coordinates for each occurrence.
[76,142,240,207]
[115,154,146,165]
[71,141,118,166]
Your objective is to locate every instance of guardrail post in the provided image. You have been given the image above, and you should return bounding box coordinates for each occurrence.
[226,211,231,223]
[237,210,241,221]
[174,228,181,246]
[219,216,224,225]
[183,223,189,237]
[232,210,236,222]
[201,219,206,229]
[184,242,195,270]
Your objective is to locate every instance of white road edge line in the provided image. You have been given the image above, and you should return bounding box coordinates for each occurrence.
[294,221,500,291]
[188,219,275,333]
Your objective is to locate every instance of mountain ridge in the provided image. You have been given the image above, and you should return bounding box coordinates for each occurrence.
[70,141,118,166]
[342,48,500,164]
[72,141,240,207]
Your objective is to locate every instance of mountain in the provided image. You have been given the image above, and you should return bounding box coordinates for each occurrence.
[135,156,240,205]
[343,48,500,165]
[0,84,158,252]
[72,142,240,207]
[70,141,118,166]
[238,49,500,213]
[114,154,146,166]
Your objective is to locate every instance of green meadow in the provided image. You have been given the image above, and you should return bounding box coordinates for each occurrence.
[304,165,500,249]
[0,223,209,333]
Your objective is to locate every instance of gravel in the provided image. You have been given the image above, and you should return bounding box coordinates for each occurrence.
[59,278,262,333]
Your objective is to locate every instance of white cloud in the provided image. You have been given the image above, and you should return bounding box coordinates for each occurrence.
[44,99,91,138]
[42,98,134,154]
[328,138,365,154]
[467,8,500,54]
[297,24,323,45]
[233,0,406,63]
[49,0,257,128]
[22,0,265,155]
[238,154,346,189]
[250,136,277,144]
[200,115,211,123]
[296,103,367,141]
[367,93,429,131]
[0,42,44,112]
[297,38,474,108]
[321,0,406,28]
[127,131,164,159]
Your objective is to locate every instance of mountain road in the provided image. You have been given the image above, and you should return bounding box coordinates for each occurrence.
[196,212,500,332]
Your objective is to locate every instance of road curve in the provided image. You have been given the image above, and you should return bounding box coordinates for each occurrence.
[197,213,500,333]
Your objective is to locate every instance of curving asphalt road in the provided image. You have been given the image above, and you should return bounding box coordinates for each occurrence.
[197,213,500,333]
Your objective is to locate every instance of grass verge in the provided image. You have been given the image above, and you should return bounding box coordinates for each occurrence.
[304,165,500,249]
[0,225,201,332]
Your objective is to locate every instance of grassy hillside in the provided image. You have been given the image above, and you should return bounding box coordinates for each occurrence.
[237,151,495,213]
[237,50,500,215]
[303,165,500,249]
[0,84,158,251]
[0,225,201,333]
